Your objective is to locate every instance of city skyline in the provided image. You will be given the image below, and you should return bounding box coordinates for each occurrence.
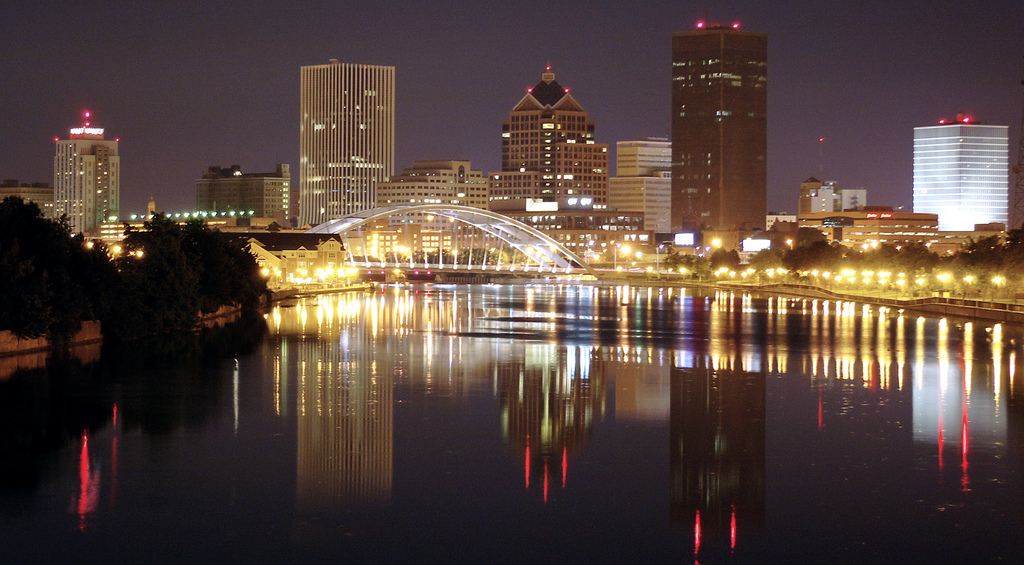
[3,1,1021,218]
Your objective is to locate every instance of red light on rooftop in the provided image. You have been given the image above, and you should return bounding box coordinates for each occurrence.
[732,22,740,28]
[939,119,946,124]
[696,21,705,28]
[564,88,570,93]
[115,138,120,142]
[84,110,91,118]
[818,137,825,142]
[528,87,533,93]
[54,137,59,142]
[962,116,971,123]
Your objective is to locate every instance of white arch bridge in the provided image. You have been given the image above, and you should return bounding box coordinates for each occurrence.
[306,205,600,279]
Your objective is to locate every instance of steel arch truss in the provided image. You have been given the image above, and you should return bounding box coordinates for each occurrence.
[306,205,600,278]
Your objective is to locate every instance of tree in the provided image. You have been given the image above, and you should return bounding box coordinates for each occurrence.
[0,197,98,342]
[782,240,845,272]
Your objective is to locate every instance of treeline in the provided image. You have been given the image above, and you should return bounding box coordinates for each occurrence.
[662,226,1024,295]
[0,196,267,344]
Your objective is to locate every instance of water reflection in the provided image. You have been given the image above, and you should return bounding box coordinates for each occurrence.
[2,285,1023,561]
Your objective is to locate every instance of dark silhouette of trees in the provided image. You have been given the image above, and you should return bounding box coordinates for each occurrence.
[0,202,266,344]
[0,197,102,342]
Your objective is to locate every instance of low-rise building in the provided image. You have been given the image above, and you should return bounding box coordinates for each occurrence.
[375,160,488,229]
[798,207,938,248]
[490,197,651,262]
[1,180,54,218]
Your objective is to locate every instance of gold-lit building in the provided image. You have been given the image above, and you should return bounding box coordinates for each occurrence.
[489,67,608,207]
[376,160,488,230]
[798,208,938,248]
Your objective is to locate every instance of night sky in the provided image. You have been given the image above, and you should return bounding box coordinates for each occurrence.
[3,1,1022,218]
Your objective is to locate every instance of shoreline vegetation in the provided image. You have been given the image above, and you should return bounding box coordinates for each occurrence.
[0,196,267,362]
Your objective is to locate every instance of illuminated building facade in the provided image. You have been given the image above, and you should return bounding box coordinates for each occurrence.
[798,178,867,214]
[798,208,938,248]
[671,24,767,232]
[299,61,395,227]
[376,160,488,229]
[913,116,1008,231]
[196,164,291,220]
[489,68,608,207]
[1,179,53,218]
[490,197,651,258]
[53,115,120,234]
[608,138,672,232]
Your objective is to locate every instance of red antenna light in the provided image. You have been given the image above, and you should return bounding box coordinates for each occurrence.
[546,65,551,71]
[939,119,946,124]
[115,138,120,142]
[54,137,59,142]
[732,22,740,29]
[84,110,91,118]
[818,137,825,142]
[564,88,570,93]
[528,87,533,93]
[696,21,705,28]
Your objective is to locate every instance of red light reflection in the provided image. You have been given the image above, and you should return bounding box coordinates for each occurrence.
[694,510,702,555]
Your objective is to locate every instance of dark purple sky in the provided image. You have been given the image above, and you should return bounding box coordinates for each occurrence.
[3,1,1021,217]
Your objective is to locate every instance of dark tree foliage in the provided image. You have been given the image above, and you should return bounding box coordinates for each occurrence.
[0,202,266,344]
[748,247,784,271]
[709,248,741,270]
[105,214,267,340]
[0,197,98,341]
[782,240,846,272]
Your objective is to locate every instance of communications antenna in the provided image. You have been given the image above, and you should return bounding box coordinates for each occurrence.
[1013,55,1024,229]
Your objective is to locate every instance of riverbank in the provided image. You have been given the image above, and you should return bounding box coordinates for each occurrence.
[584,274,1024,324]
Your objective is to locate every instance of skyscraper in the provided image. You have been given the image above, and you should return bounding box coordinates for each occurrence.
[488,67,608,207]
[671,23,767,232]
[53,113,120,234]
[913,115,1008,231]
[299,60,395,227]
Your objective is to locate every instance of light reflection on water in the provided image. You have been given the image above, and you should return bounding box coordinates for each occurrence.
[2,283,1022,562]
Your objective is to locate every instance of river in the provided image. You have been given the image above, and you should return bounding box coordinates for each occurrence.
[1,283,1022,563]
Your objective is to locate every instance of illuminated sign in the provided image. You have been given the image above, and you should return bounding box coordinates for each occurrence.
[674,232,696,246]
[742,239,771,252]
[822,217,854,227]
[865,212,893,219]
[69,127,104,136]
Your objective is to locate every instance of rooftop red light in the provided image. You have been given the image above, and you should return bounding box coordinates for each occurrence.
[696,21,705,28]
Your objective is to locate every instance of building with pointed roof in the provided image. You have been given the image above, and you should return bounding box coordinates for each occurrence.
[489,67,608,207]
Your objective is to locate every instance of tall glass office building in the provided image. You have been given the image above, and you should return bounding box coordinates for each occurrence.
[913,117,1008,231]
[299,61,395,227]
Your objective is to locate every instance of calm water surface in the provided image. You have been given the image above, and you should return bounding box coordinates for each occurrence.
[1,284,1023,563]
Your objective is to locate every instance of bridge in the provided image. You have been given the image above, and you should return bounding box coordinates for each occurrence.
[306,205,601,279]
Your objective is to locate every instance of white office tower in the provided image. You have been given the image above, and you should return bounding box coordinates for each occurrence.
[913,116,1008,231]
[53,114,120,234]
[299,61,395,227]
[608,138,671,232]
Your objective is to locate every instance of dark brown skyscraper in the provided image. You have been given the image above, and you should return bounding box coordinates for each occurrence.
[671,24,767,232]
